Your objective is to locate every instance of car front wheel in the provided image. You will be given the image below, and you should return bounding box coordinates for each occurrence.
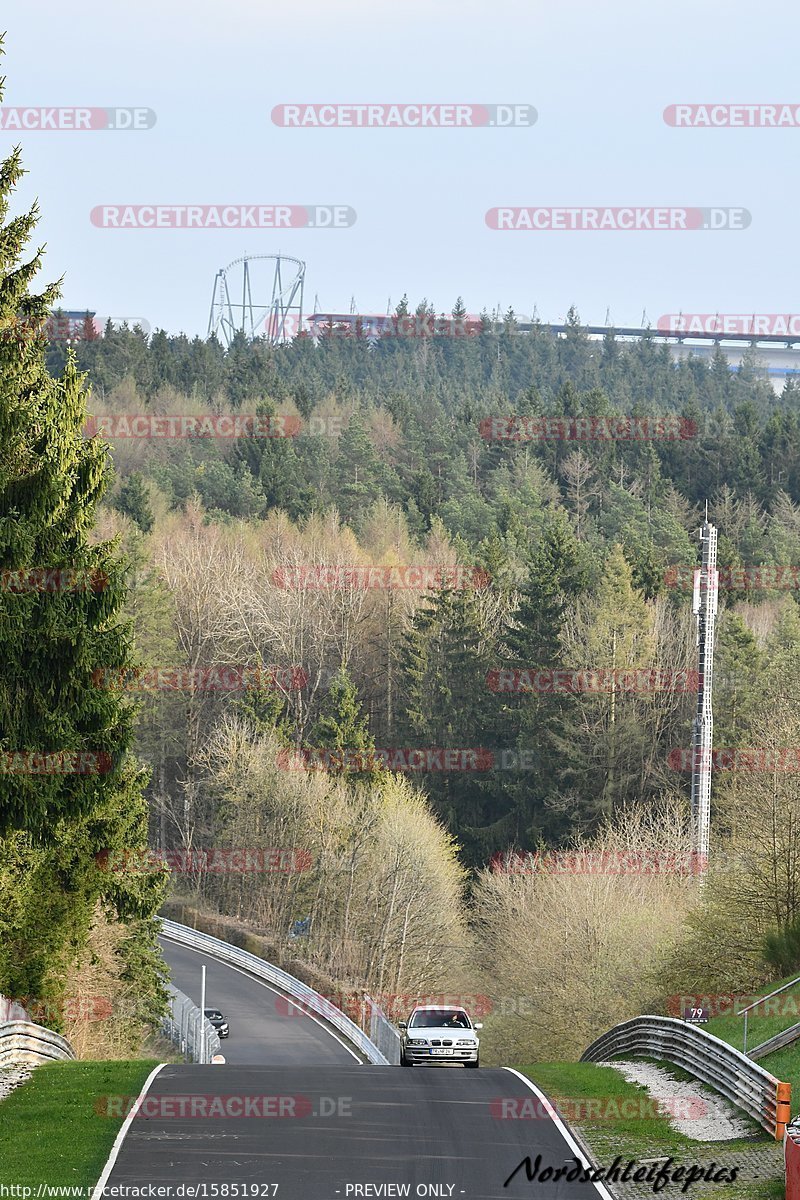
[465,1057,479,1068]
[400,1051,412,1067]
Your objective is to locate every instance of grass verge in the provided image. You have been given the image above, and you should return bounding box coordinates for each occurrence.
[0,1059,160,1188]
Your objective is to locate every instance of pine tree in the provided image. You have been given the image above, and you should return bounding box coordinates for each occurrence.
[0,75,166,998]
[499,517,589,848]
[114,472,155,532]
[309,667,376,778]
[553,543,655,820]
[398,586,508,862]
[335,410,385,524]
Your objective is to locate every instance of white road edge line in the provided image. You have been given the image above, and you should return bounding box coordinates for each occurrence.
[501,1067,616,1200]
[90,1062,166,1200]
[159,935,363,1064]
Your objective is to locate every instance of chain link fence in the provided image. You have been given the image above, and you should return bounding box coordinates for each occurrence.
[161,984,221,1063]
[364,995,401,1065]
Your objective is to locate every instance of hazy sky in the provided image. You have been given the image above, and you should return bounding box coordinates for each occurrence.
[2,1,798,337]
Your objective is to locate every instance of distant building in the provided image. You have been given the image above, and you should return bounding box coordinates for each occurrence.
[48,310,99,341]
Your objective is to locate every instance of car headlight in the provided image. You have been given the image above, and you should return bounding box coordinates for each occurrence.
[408,1038,428,1046]
[457,1039,477,1045]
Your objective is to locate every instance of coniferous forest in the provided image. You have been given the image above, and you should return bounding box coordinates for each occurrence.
[8,221,800,1057]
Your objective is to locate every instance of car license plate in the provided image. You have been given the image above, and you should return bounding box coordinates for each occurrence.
[430,1048,454,1056]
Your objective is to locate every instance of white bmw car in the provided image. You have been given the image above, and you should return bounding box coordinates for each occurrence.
[398,1005,482,1067]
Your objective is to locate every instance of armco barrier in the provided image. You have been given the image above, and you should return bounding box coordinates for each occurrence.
[787,1120,800,1198]
[582,1015,791,1139]
[0,1020,76,1066]
[160,918,390,1065]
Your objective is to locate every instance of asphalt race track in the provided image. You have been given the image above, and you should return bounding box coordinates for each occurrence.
[159,936,358,1066]
[100,1064,612,1199]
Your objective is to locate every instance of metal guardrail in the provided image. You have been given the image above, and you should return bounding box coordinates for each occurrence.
[364,995,401,1065]
[0,1020,76,1066]
[161,984,221,1063]
[582,1014,791,1139]
[160,918,390,1065]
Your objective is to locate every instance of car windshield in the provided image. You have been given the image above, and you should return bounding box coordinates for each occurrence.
[409,1010,470,1029]
[205,1010,223,1019]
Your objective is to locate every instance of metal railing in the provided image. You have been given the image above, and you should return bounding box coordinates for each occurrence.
[364,994,401,1065]
[738,973,800,1054]
[161,984,221,1063]
[0,1020,76,1066]
[160,918,390,1065]
[581,1014,791,1140]
[750,1021,800,1061]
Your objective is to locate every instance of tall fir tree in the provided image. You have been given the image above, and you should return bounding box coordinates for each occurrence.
[398,585,509,862]
[0,71,166,1000]
[498,516,589,848]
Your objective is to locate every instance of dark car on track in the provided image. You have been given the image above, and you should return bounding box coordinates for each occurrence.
[204,1007,230,1038]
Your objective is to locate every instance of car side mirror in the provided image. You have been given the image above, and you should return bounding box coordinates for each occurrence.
[474,1023,483,1030]
[398,1021,407,1030]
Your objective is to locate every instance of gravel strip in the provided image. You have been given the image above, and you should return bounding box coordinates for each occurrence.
[598,1059,753,1141]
